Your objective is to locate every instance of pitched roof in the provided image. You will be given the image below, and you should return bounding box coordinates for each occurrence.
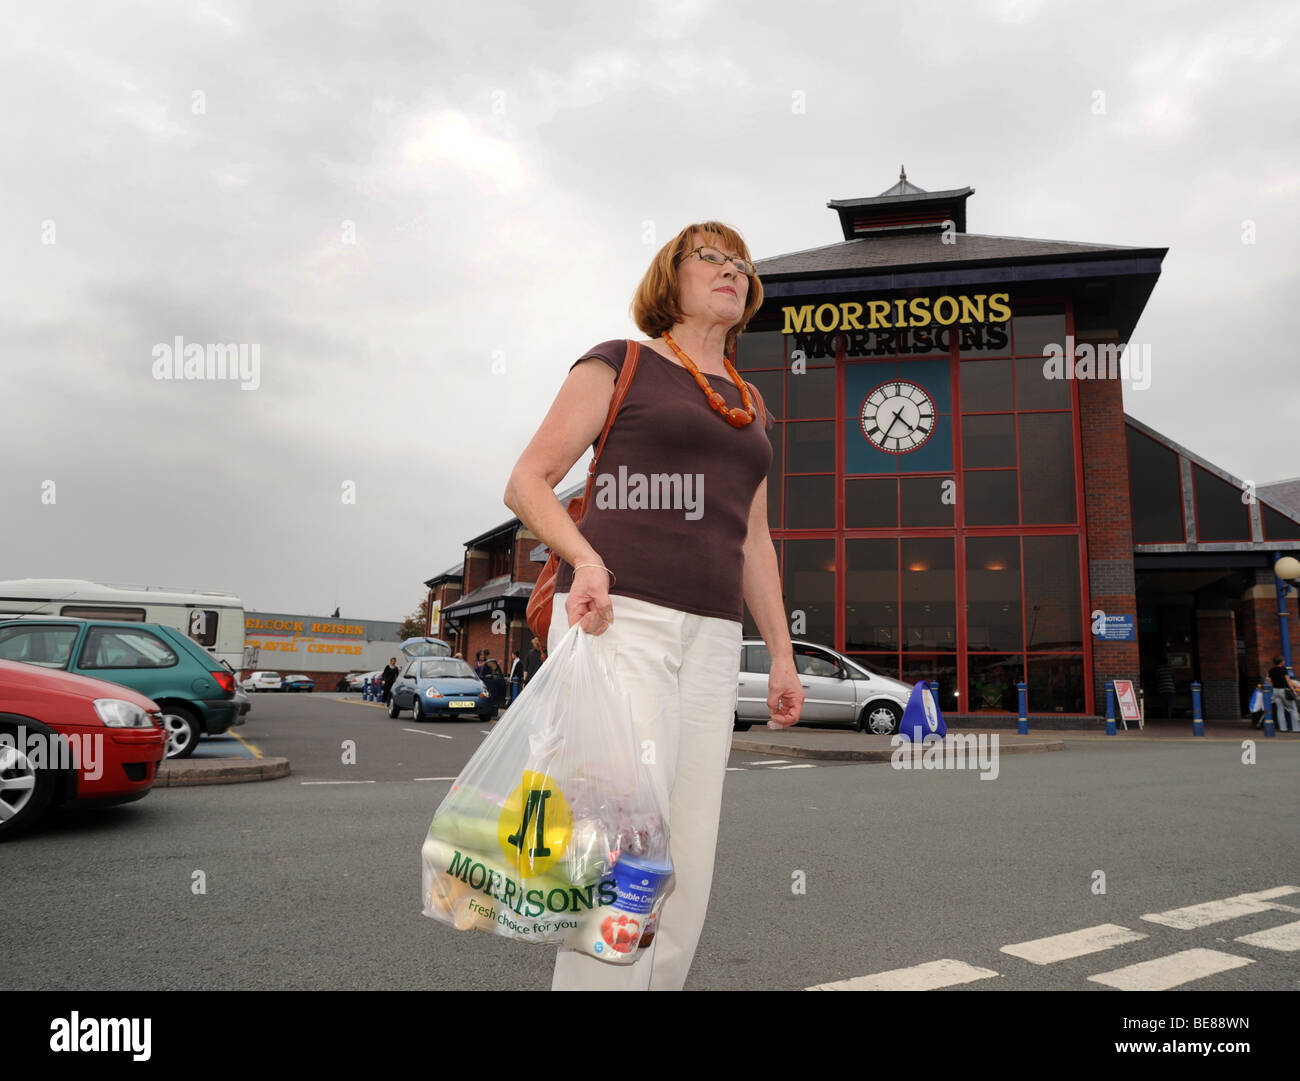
[755,231,1158,278]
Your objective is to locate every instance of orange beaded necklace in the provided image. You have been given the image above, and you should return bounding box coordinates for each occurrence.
[662,331,756,428]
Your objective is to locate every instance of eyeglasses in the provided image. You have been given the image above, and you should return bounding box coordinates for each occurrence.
[678,245,756,277]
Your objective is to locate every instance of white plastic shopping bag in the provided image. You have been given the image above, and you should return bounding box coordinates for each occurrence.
[421,621,674,963]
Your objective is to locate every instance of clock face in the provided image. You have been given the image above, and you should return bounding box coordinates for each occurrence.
[860,380,937,453]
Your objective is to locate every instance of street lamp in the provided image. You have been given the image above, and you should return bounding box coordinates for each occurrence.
[1274,555,1300,673]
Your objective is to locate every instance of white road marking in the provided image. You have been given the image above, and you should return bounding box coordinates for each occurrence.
[807,959,1000,991]
[402,728,454,739]
[1001,924,1147,965]
[414,776,459,782]
[1087,948,1253,990]
[480,730,493,736]
[770,763,817,770]
[1141,886,1300,929]
[749,759,790,765]
[725,767,746,772]
[1235,920,1300,952]
[300,780,376,785]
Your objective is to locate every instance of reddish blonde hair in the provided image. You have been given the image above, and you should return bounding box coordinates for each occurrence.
[631,222,763,356]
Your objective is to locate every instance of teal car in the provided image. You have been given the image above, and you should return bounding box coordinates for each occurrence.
[0,618,240,759]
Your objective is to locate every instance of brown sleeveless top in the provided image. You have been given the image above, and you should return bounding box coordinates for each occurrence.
[552,339,775,622]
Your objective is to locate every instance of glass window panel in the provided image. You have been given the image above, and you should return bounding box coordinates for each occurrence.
[1126,428,1184,542]
[81,628,178,669]
[959,321,1010,358]
[848,654,901,680]
[964,470,1019,525]
[787,366,835,419]
[845,478,896,529]
[960,358,1013,411]
[1012,311,1066,356]
[735,331,784,370]
[782,539,835,644]
[965,537,1022,652]
[1193,465,1252,541]
[1263,503,1300,540]
[785,420,834,473]
[766,422,782,530]
[0,625,79,667]
[900,477,955,527]
[845,538,897,650]
[900,655,958,711]
[962,414,1016,468]
[1024,536,1082,649]
[1019,413,1076,524]
[1027,655,1086,714]
[901,538,955,652]
[966,654,1024,712]
[785,475,834,529]
[743,644,772,674]
[1015,355,1071,410]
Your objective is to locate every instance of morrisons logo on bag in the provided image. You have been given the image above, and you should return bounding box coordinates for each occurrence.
[446,849,617,918]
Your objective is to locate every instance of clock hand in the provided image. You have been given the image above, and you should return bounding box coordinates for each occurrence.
[877,407,898,434]
[882,409,909,438]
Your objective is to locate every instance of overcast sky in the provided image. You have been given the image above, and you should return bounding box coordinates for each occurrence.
[2,0,1296,621]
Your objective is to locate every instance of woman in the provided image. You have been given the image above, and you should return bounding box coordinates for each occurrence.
[1267,655,1299,732]
[503,221,804,991]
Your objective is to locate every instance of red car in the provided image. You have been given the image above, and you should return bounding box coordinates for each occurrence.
[0,658,168,838]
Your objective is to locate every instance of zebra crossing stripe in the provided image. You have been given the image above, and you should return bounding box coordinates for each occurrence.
[1087,949,1253,990]
[1235,920,1300,952]
[1141,886,1300,929]
[1001,924,1147,965]
[807,958,999,991]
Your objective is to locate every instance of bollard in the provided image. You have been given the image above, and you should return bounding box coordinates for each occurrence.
[1105,681,1116,735]
[1192,681,1204,737]
[1017,681,1028,734]
[365,677,374,702]
[1263,686,1277,738]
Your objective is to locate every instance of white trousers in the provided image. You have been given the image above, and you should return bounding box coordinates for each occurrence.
[547,591,742,991]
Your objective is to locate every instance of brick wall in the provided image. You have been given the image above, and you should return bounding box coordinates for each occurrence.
[1077,370,1140,712]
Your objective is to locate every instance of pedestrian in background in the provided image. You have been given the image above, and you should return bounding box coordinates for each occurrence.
[1267,655,1299,732]
[522,637,542,684]
[507,650,523,705]
[380,657,400,705]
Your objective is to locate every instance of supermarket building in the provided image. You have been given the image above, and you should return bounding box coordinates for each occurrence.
[424,174,1300,724]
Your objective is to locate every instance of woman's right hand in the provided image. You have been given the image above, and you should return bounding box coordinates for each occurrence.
[566,562,615,635]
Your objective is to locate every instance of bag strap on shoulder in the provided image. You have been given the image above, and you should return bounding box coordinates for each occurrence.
[585,340,640,484]
[746,379,767,425]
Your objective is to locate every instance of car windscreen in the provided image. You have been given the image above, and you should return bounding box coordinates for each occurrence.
[418,659,475,680]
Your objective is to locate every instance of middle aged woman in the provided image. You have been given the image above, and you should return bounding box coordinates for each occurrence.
[503,221,804,992]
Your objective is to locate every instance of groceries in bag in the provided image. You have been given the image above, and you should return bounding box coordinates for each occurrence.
[420,621,674,962]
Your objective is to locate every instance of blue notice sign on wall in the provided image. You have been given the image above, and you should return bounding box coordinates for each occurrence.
[1095,614,1136,641]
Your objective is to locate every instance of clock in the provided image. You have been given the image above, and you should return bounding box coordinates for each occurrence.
[859,380,936,453]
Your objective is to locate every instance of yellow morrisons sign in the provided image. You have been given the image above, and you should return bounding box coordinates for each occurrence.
[782,292,1011,334]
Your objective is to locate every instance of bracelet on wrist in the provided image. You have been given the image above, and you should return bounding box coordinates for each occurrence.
[573,562,616,585]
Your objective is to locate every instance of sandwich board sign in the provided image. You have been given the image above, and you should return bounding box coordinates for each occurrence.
[1113,680,1141,730]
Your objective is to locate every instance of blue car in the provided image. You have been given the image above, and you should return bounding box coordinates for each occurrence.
[282,674,315,693]
[388,657,494,721]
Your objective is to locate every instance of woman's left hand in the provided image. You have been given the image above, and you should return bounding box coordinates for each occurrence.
[767,660,804,728]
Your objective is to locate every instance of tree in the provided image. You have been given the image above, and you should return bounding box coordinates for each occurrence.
[398,597,430,640]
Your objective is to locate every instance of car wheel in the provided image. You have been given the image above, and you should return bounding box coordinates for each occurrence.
[412,698,425,722]
[162,706,202,759]
[860,701,902,735]
[733,712,751,732]
[388,696,401,719]
[0,723,58,839]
